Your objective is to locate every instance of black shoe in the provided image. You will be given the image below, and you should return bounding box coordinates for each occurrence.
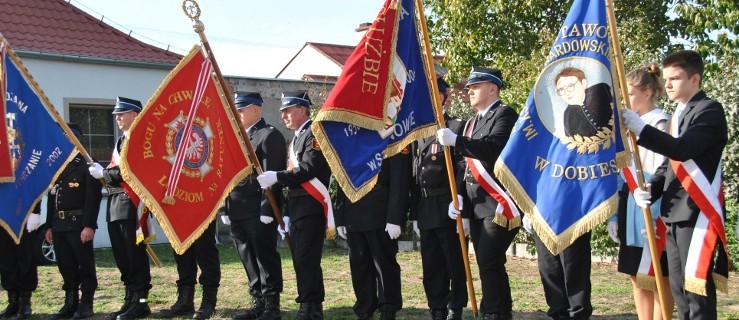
[116,290,151,320]
[0,290,18,318]
[52,290,79,320]
[73,300,94,319]
[193,286,217,319]
[430,309,446,320]
[15,291,32,320]
[159,286,195,318]
[446,308,462,320]
[233,295,264,320]
[310,302,323,320]
[108,289,133,320]
[294,303,312,320]
[356,312,373,320]
[379,312,396,320]
[255,294,281,320]
[482,314,512,320]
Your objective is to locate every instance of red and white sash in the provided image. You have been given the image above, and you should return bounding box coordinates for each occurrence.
[288,140,335,235]
[110,140,156,244]
[671,158,728,295]
[463,117,521,229]
[620,166,668,291]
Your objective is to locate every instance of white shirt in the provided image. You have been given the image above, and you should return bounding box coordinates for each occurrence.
[671,103,686,137]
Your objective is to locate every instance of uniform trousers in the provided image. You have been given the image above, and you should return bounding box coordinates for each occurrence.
[289,215,325,303]
[174,223,220,289]
[347,229,402,315]
[108,219,151,291]
[469,217,517,315]
[0,230,37,292]
[52,231,97,293]
[666,220,716,320]
[420,225,467,310]
[230,217,282,296]
[534,232,592,320]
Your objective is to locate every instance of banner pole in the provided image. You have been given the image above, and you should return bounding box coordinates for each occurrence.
[182,1,292,253]
[414,0,478,316]
[605,0,671,317]
[3,39,163,266]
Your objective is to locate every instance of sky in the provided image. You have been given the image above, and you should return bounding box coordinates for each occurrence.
[70,0,383,78]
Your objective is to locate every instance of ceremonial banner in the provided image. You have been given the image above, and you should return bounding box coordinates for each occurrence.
[0,43,75,242]
[121,46,251,254]
[493,0,628,254]
[312,0,437,202]
[0,42,13,182]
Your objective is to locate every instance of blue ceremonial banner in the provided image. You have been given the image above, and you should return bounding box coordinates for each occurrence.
[0,44,76,243]
[493,0,629,254]
[312,0,436,202]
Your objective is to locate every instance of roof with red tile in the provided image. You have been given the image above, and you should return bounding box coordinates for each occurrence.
[0,0,182,65]
[305,42,355,67]
[302,74,338,83]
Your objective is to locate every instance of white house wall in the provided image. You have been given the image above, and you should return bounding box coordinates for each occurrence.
[277,46,343,80]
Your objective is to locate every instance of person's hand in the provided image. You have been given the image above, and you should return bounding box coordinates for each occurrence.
[337,226,347,240]
[88,163,104,179]
[80,227,95,243]
[621,109,646,136]
[220,215,231,226]
[448,195,464,219]
[277,216,290,239]
[522,215,533,234]
[436,128,457,146]
[385,223,401,240]
[607,221,619,243]
[412,221,420,237]
[26,213,41,232]
[257,171,278,189]
[633,183,652,208]
[260,216,274,224]
[45,228,53,244]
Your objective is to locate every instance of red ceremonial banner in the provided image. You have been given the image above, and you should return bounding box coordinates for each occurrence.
[0,42,14,183]
[312,0,399,131]
[121,45,251,254]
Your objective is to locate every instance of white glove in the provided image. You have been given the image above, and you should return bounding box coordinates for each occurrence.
[412,221,420,237]
[607,221,619,243]
[633,183,652,208]
[522,215,533,234]
[26,213,41,232]
[621,108,646,136]
[641,226,660,240]
[88,162,104,179]
[257,171,278,189]
[448,195,464,219]
[337,226,347,239]
[260,216,274,224]
[385,223,402,240]
[277,216,290,239]
[437,128,458,147]
[220,215,231,225]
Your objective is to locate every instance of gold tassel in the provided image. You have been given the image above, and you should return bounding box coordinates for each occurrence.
[325,227,336,240]
[684,277,708,296]
[162,196,175,205]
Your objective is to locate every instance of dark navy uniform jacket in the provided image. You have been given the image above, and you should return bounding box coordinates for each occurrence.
[46,153,103,232]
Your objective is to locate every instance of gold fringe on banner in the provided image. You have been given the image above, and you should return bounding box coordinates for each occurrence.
[635,273,658,292]
[325,227,336,240]
[685,273,729,296]
[494,160,617,255]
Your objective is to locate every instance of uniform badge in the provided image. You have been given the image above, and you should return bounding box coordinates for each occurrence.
[68,182,80,188]
[165,114,215,178]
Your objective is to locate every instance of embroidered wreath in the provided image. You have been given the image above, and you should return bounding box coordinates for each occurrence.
[562,118,614,154]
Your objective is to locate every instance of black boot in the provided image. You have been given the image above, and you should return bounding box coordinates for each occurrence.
[255,294,280,320]
[116,290,151,320]
[73,291,94,319]
[15,291,32,320]
[311,302,323,320]
[108,288,133,320]
[379,311,396,320]
[193,286,217,319]
[446,308,462,320]
[430,309,446,320]
[0,291,18,318]
[356,313,373,320]
[233,295,264,320]
[294,303,312,320]
[158,286,195,318]
[51,290,79,319]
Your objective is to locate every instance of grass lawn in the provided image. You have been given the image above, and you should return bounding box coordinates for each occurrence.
[17,241,739,319]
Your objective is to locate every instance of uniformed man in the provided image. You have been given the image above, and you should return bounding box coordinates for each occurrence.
[410,78,468,320]
[88,97,152,320]
[45,123,103,320]
[335,147,412,320]
[0,204,41,320]
[437,67,520,320]
[257,91,329,320]
[222,92,286,320]
[157,219,220,319]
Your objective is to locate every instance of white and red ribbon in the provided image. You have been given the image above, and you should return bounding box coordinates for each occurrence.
[288,140,335,231]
